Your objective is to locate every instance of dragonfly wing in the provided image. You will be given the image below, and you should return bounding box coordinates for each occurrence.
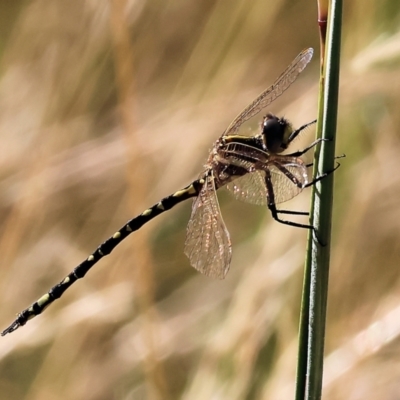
[219,142,269,205]
[220,143,308,206]
[226,171,268,205]
[223,48,313,137]
[268,157,308,204]
[221,142,269,166]
[184,173,232,279]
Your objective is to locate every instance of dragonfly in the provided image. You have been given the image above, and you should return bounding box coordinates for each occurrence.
[2,47,332,336]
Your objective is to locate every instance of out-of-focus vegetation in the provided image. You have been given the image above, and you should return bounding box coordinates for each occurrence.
[0,1,400,399]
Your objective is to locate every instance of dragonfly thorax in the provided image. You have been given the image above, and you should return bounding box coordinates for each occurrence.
[262,113,293,154]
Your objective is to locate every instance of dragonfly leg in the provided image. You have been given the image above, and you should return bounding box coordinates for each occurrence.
[264,168,318,234]
[268,203,315,230]
[268,204,325,245]
[304,161,341,188]
[305,153,345,168]
[276,209,309,216]
[287,119,317,144]
[285,138,328,157]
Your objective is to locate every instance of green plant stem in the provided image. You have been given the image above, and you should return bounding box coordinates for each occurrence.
[295,0,343,399]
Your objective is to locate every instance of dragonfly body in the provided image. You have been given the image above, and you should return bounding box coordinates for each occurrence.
[2,48,324,336]
[185,113,312,279]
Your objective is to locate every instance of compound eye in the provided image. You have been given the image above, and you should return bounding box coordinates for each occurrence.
[262,114,286,153]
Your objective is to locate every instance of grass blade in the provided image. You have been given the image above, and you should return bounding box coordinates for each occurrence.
[295,0,343,399]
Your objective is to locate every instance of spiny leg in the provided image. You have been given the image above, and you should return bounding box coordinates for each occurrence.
[287,119,317,145]
[263,168,324,250]
[1,179,205,336]
[270,161,305,189]
[268,203,325,246]
[268,202,315,230]
[304,162,341,188]
[277,209,309,216]
[265,160,341,244]
[285,138,328,157]
[305,154,345,168]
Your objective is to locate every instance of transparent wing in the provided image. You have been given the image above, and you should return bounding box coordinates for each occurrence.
[221,143,308,205]
[184,173,232,279]
[226,158,308,206]
[220,142,269,167]
[221,142,269,204]
[268,157,308,204]
[222,143,306,205]
[222,48,313,137]
[226,171,268,205]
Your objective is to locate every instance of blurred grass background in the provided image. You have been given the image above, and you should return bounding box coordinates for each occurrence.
[0,1,400,399]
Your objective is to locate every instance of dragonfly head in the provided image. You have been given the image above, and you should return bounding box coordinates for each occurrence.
[262,113,293,154]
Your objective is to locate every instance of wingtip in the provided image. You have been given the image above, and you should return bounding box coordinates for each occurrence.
[304,47,314,60]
